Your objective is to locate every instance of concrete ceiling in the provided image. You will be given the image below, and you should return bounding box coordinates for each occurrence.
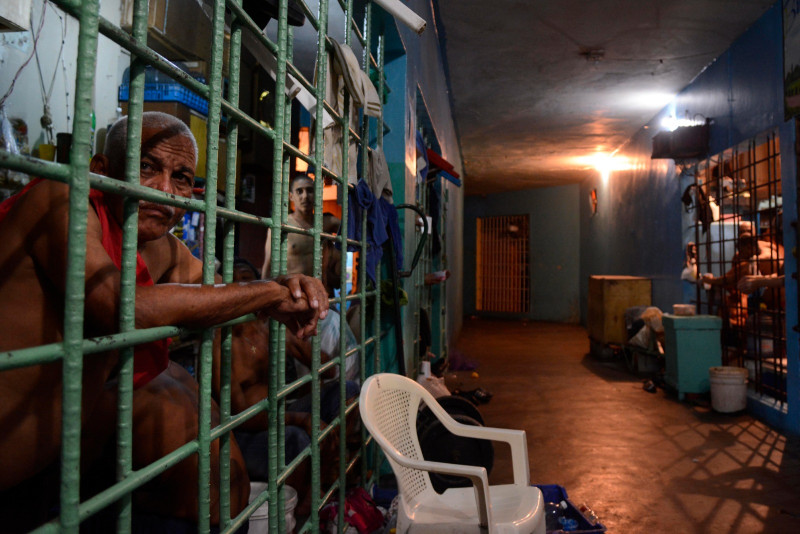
[435,0,776,195]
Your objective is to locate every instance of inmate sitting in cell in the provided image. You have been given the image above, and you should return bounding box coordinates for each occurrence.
[0,111,328,532]
[221,259,360,515]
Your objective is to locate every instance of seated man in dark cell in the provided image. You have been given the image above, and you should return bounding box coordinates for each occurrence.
[0,112,328,531]
[222,259,315,487]
[701,230,784,327]
[220,258,356,514]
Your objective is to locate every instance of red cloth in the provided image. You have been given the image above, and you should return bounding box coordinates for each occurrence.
[0,178,44,220]
[0,180,169,388]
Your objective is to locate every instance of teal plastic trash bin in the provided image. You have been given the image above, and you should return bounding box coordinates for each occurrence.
[663,314,722,400]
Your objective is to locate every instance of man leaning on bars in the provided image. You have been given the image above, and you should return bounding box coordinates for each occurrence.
[0,111,329,532]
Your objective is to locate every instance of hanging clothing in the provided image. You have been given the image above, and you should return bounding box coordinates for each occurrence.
[312,38,382,190]
[367,146,393,202]
[346,179,402,284]
[0,179,169,389]
[381,196,403,269]
[313,44,358,187]
[330,39,382,118]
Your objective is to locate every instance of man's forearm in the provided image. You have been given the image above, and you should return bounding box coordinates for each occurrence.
[135,280,288,329]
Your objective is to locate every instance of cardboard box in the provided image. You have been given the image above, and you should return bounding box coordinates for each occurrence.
[120,0,214,65]
[588,276,652,345]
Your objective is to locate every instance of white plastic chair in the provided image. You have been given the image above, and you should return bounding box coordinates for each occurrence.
[359,373,545,534]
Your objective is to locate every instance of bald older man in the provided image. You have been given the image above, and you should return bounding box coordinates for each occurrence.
[0,112,328,530]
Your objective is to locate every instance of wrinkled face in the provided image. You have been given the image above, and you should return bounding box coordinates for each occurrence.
[289,177,314,216]
[135,127,196,242]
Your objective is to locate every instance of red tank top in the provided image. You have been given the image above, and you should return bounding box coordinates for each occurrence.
[0,179,169,388]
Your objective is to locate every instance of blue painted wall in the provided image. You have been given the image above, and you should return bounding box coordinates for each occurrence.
[464,185,580,322]
[581,2,786,322]
[378,2,465,373]
[579,2,798,434]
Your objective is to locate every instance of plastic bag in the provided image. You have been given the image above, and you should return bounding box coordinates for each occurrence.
[416,375,450,398]
[628,325,654,350]
[640,306,663,333]
[0,107,29,187]
[320,487,386,534]
[318,309,360,381]
[0,108,19,156]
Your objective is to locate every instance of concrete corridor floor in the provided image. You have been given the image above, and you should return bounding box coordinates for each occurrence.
[450,318,800,533]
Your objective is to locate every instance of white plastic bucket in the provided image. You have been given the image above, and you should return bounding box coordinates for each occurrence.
[248,482,298,534]
[709,366,748,413]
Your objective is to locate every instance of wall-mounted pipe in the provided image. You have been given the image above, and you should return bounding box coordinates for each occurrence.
[373,0,426,35]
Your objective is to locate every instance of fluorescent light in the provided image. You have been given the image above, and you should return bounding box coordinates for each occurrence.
[624,91,675,110]
[661,115,704,132]
[574,153,634,185]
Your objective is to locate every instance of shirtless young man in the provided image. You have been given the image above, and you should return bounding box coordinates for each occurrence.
[261,174,340,282]
[0,112,328,530]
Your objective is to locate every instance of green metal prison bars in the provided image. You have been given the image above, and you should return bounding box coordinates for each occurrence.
[0,0,399,532]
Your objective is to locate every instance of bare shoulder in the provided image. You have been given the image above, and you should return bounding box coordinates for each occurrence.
[1,180,70,231]
[0,180,93,267]
[140,232,203,284]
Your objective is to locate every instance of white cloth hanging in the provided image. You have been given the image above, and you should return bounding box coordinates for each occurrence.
[330,39,382,118]
[367,146,393,203]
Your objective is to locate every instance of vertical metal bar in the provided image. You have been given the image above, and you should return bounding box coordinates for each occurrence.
[440,186,447,356]
[116,0,149,529]
[198,0,229,530]
[269,2,291,532]
[59,0,100,531]
[335,0,356,527]
[220,0,245,526]
[308,0,330,529]
[277,20,296,534]
[369,30,385,482]
[360,17,380,489]
[489,217,494,310]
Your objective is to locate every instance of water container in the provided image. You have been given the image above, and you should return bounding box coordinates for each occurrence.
[248,482,298,534]
[709,366,748,413]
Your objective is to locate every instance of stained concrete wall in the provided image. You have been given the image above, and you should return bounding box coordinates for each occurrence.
[463,184,580,322]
